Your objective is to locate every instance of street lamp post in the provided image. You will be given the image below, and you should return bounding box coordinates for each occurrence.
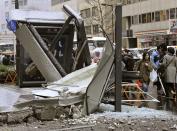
[101,3,114,42]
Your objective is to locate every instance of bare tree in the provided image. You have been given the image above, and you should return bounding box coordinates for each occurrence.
[86,0,103,27]
[86,0,114,40]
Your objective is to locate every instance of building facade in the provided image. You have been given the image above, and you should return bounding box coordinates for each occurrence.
[51,0,119,41]
[121,0,177,47]
[78,0,120,41]
[22,0,51,10]
[0,0,16,44]
[52,0,177,47]
[52,0,81,12]
[0,0,51,46]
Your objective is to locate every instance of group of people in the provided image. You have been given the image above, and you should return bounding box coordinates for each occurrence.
[92,45,177,100]
[131,44,177,100]
[0,54,14,65]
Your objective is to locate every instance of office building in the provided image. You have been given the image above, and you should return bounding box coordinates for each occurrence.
[121,0,177,47]
[52,0,118,42]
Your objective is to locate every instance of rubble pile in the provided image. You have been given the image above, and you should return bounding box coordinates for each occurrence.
[0,104,177,131]
[46,63,97,97]
[0,104,85,124]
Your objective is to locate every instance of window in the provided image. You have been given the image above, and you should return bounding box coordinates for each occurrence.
[151,12,155,22]
[92,7,98,17]
[131,16,133,24]
[147,13,151,23]
[155,11,160,22]
[1,24,6,31]
[139,15,142,24]
[23,0,27,5]
[132,15,139,24]
[123,0,146,5]
[160,10,166,21]
[80,8,91,18]
[0,44,14,52]
[5,12,9,19]
[5,1,8,7]
[142,14,147,23]
[18,0,27,6]
[85,8,91,18]
[93,25,99,34]
[127,0,131,4]
[58,0,70,3]
[85,26,91,34]
[129,8,176,24]
[18,0,23,6]
[129,9,177,25]
[166,10,169,20]
[80,10,84,18]
[170,8,175,19]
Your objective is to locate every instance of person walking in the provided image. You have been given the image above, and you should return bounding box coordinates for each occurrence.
[160,47,177,98]
[92,51,101,64]
[151,44,167,95]
[122,50,135,71]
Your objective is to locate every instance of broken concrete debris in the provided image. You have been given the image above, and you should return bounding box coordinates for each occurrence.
[69,105,83,119]
[7,108,33,124]
[34,105,56,121]
[0,104,86,124]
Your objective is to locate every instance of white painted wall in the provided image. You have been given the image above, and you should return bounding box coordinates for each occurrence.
[131,21,169,34]
[52,0,84,21]
[0,0,14,32]
[0,0,52,45]
[52,0,83,13]
[24,0,51,11]
[0,0,51,33]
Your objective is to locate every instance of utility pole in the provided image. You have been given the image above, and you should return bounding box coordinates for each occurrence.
[115,4,122,112]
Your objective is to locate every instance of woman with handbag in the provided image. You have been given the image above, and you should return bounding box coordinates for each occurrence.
[138,52,153,94]
[160,47,177,98]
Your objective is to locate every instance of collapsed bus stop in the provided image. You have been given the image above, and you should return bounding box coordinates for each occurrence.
[0,4,160,124]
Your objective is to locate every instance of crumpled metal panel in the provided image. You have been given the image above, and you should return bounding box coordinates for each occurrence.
[15,24,62,82]
[83,39,114,115]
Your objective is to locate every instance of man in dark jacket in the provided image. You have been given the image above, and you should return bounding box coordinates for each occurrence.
[150,44,167,95]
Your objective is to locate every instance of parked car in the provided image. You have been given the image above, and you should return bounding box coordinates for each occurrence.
[127,48,144,60]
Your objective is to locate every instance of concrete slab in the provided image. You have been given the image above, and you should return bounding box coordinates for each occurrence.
[0,84,84,123]
[0,84,40,112]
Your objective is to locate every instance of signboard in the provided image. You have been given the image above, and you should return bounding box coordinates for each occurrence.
[138,35,153,43]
